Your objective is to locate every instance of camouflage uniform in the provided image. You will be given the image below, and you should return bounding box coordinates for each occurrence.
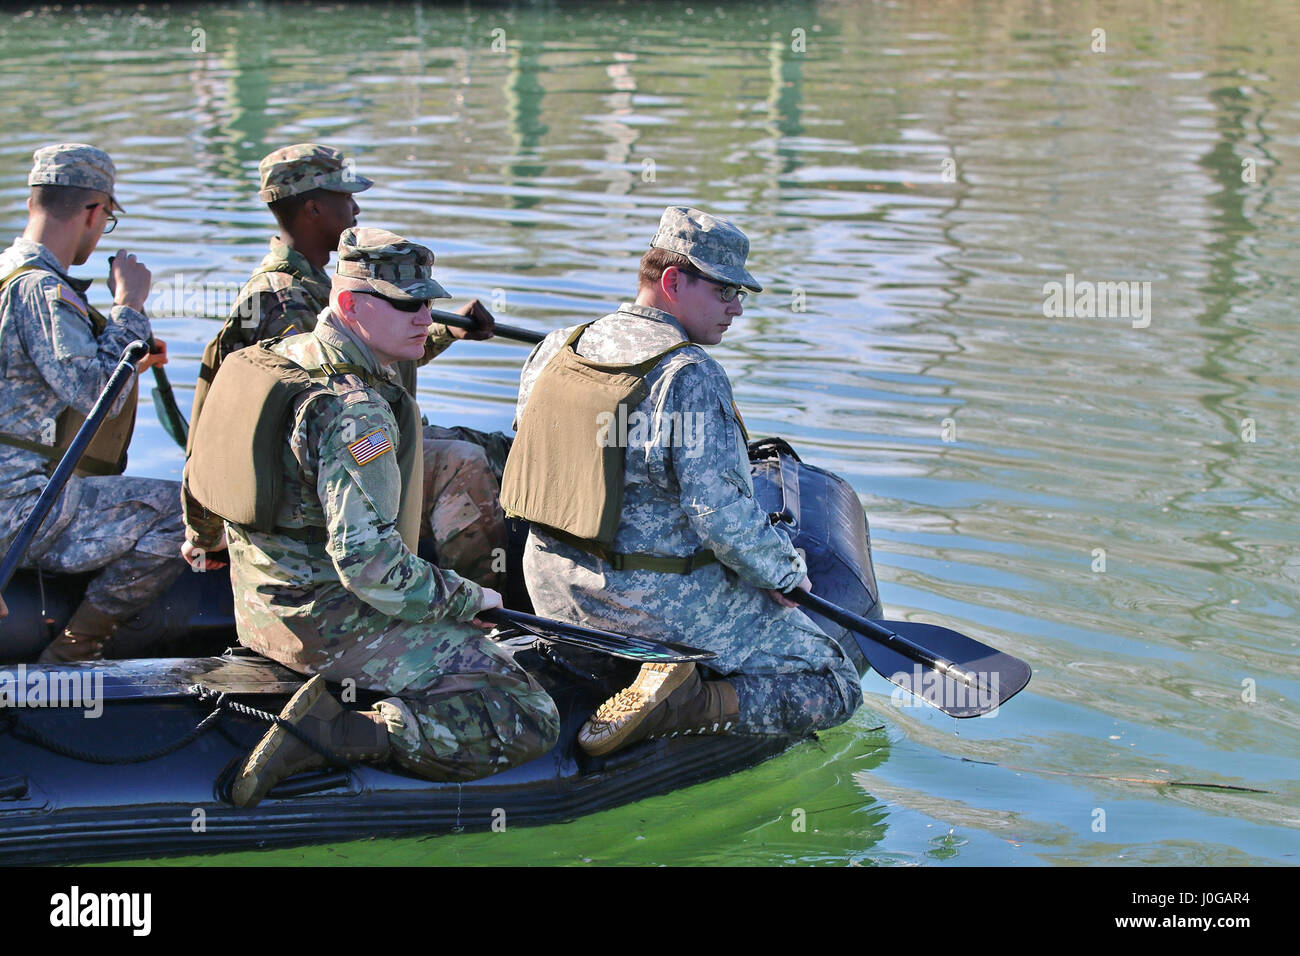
[0,147,185,626]
[193,144,507,586]
[516,216,861,736]
[189,230,557,781]
[209,236,334,356]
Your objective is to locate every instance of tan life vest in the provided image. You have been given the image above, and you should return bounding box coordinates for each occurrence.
[0,265,138,478]
[501,324,723,573]
[185,339,423,551]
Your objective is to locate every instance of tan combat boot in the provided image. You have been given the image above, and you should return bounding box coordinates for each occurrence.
[578,662,741,757]
[37,602,119,663]
[231,675,391,809]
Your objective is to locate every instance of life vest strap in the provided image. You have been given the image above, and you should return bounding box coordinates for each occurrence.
[541,524,717,574]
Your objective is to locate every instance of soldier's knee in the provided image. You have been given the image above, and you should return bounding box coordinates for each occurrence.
[508,685,562,762]
[386,678,559,782]
[812,650,864,729]
[812,679,861,731]
[479,677,560,768]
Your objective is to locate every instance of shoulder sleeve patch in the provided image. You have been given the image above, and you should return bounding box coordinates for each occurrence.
[54,284,88,318]
[348,429,394,465]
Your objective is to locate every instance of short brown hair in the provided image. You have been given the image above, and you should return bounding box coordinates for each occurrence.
[638,246,696,289]
[30,183,104,220]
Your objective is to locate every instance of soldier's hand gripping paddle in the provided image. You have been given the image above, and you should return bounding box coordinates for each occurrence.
[0,340,151,598]
[790,589,1030,717]
[481,607,716,664]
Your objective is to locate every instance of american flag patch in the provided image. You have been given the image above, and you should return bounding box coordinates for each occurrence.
[347,429,393,465]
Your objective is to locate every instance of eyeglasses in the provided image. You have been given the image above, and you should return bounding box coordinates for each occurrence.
[85,202,117,234]
[678,267,747,303]
[354,290,430,313]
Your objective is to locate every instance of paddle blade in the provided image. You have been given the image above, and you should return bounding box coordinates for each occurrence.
[151,381,189,448]
[852,620,1031,718]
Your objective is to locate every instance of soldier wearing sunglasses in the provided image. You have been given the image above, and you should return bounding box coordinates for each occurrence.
[185,145,511,590]
[184,227,558,806]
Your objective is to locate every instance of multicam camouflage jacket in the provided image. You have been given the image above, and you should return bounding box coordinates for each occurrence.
[212,236,332,358]
[194,309,484,671]
[204,237,456,391]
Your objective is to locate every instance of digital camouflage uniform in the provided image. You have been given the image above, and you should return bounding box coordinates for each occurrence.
[191,144,508,587]
[186,234,557,780]
[517,302,861,737]
[0,147,185,630]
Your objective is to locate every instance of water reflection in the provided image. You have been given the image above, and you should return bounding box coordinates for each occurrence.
[0,0,1297,865]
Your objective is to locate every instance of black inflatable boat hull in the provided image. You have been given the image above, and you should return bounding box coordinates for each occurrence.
[0,444,882,864]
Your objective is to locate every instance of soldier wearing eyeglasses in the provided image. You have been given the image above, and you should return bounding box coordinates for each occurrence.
[505,206,862,755]
[185,145,511,591]
[0,143,184,662]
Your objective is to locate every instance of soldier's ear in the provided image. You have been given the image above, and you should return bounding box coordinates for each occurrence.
[337,290,356,315]
[660,265,682,302]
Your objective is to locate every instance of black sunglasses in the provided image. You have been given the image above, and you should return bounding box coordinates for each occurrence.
[353,289,430,313]
[677,266,747,303]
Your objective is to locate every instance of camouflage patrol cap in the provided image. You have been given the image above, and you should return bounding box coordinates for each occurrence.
[335,227,450,302]
[28,143,124,212]
[257,144,373,203]
[650,206,762,293]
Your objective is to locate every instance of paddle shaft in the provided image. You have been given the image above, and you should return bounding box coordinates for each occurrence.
[0,340,150,596]
[431,309,546,345]
[481,606,715,663]
[791,588,985,690]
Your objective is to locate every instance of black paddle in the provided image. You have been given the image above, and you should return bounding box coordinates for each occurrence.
[0,340,150,598]
[432,309,546,345]
[150,306,541,450]
[790,589,1031,717]
[149,345,189,449]
[481,606,716,664]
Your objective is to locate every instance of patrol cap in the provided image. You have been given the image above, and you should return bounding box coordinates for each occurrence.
[649,206,762,293]
[335,227,450,302]
[257,144,373,203]
[28,143,124,212]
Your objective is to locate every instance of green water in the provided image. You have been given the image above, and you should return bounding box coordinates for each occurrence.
[3,0,1297,866]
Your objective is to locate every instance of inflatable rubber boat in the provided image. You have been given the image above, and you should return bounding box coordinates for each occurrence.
[0,440,882,864]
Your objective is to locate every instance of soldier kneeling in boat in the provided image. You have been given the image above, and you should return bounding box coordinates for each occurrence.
[0,144,181,663]
[504,206,862,755]
[183,227,559,807]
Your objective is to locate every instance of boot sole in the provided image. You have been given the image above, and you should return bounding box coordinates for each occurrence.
[231,675,328,809]
[578,663,696,757]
